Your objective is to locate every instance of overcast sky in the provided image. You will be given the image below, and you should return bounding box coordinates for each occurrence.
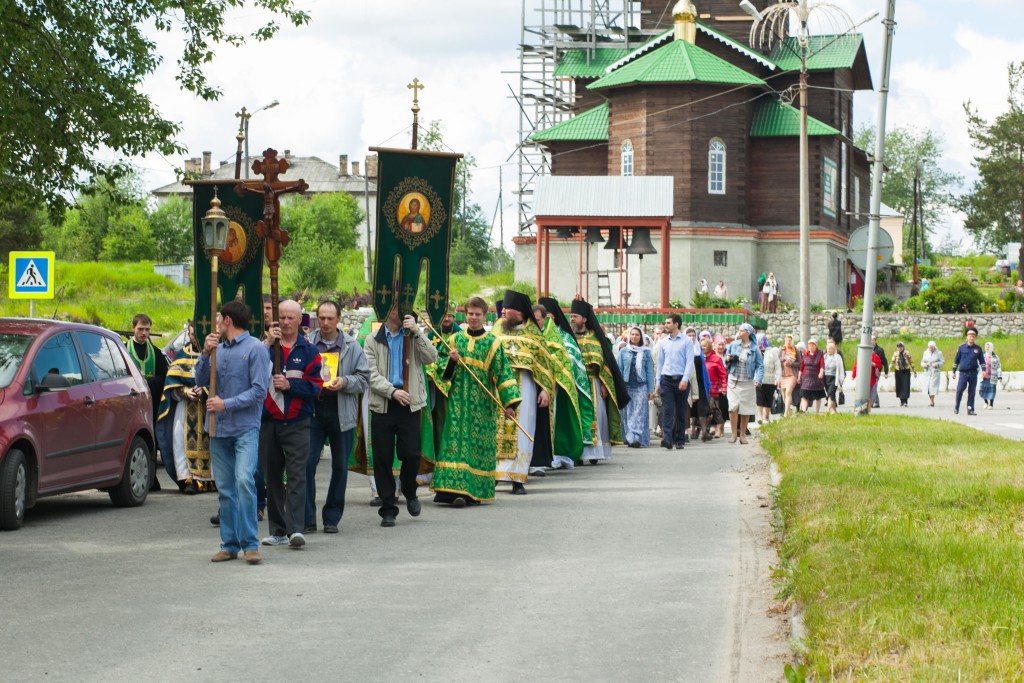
[132,0,1023,253]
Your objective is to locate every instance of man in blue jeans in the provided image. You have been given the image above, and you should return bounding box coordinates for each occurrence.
[656,313,694,450]
[304,300,369,534]
[195,301,270,564]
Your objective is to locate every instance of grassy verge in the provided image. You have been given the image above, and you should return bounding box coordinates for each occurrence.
[762,416,1024,680]
[0,261,192,336]
[839,336,1024,373]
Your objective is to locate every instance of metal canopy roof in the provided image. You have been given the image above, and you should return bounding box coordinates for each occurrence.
[533,176,673,217]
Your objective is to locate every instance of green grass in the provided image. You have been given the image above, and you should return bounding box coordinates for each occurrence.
[839,336,1024,372]
[0,261,192,336]
[763,416,1024,681]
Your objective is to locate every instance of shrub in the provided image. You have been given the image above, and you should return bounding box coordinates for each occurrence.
[691,289,710,308]
[875,294,895,311]
[918,265,940,280]
[919,273,990,313]
[899,295,926,312]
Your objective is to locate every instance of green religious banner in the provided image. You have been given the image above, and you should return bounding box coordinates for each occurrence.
[188,180,266,341]
[369,147,462,326]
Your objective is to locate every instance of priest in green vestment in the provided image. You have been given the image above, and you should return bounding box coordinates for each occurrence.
[431,296,521,506]
[493,290,555,494]
[570,298,630,463]
[537,297,590,469]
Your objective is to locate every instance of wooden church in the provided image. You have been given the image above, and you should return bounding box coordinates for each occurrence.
[515,0,874,309]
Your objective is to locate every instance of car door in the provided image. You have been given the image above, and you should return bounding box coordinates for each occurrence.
[24,331,97,491]
[74,331,140,481]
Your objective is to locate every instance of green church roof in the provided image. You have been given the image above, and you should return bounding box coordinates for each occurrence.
[530,102,609,142]
[749,97,841,137]
[588,38,766,90]
[554,48,632,78]
[769,34,865,71]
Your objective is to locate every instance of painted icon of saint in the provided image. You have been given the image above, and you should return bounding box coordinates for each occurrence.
[220,222,247,264]
[398,193,430,235]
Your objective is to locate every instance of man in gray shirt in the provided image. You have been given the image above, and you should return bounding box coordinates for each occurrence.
[195,300,271,565]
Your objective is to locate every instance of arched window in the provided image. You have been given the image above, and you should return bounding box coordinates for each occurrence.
[708,138,726,194]
[621,140,634,177]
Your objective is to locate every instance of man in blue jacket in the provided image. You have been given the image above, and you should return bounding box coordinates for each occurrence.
[952,327,984,416]
[260,299,323,548]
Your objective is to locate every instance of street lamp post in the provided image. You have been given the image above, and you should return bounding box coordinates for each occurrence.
[743,1,876,344]
[235,100,280,179]
[201,188,231,436]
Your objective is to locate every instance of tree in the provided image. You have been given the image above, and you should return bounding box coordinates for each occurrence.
[149,197,194,263]
[960,62,1024,267]
[45,172,149,260]
[1,0,309,211]
[100,206,156,261]
[0,201,46,262]
[855,124,962,257]
[280,192,362,251]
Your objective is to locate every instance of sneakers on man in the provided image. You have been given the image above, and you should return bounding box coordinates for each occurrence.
[261,535,289,546]
[288,532,306,548]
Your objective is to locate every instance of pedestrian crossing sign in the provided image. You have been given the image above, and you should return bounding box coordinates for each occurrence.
[9,251,55,299]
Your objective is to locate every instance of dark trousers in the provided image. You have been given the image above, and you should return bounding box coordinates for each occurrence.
[659,375,689,447]
[305,402,354,528]
[370,400,421,519]
[955,371,978,412]
[260,418,310,537]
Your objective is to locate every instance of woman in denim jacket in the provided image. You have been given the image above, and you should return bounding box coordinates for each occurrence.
[724,323,764,444]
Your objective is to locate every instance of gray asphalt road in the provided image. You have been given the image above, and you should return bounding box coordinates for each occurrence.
[0,435,787,682]
[849,384,1024,441]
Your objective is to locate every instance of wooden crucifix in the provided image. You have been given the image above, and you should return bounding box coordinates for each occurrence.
[235,148,308,372]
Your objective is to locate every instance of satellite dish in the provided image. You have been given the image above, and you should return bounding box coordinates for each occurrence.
[847,225,894,271]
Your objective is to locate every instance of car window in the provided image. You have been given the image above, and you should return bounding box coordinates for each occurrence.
[0,333,32,389]
[103,337,132,378]
[76,331,125,382]
[32,332,84,386]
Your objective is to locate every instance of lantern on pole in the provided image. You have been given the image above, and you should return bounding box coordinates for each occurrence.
[201,187,231,436]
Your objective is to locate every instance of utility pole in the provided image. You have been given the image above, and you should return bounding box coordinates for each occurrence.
[854,0,897,415]
[912,162,919,284]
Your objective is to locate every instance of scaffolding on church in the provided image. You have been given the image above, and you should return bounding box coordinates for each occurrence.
[509,0,666,234]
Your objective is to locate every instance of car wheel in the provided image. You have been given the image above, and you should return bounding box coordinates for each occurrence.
[0,449,28,530]
[108,437,151,508]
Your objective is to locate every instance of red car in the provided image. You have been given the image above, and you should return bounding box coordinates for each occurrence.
[0,319,156,530]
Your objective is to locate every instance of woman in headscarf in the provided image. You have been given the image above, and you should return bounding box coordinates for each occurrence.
[823,338,846,414]
[798,339,826,414]
[724,323,763,444]
[979,341,1002,409]
[890,341,916,407]
[755,332,781,425]
[616,326,655,446]
[778,334,800,416]
[684,327,714,442]
[920,340,944,407]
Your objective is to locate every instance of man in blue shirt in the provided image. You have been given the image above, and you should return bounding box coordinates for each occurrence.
[656,313,694,449]
[195,301,271,565]
[952,327,984,415]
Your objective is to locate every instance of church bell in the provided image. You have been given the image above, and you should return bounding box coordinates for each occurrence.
[603,226,624,250]
[625,228,658,260]
[584,226,605,243]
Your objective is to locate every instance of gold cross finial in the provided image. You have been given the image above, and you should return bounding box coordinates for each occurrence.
[407,78,424,113]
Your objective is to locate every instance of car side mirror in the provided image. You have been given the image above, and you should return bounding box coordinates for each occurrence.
[38,372,71,392]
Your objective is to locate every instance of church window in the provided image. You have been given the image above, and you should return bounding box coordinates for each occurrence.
[708,139,726,194]
[621,140,634,176]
